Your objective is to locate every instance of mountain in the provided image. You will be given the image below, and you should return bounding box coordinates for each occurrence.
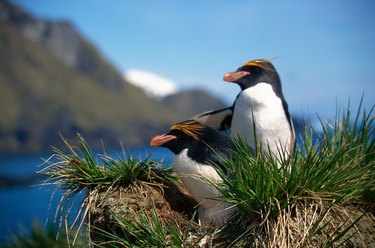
[122,69,226,117]
[0,1,227,153]
[0,1,182,152]
[162,89,226,119]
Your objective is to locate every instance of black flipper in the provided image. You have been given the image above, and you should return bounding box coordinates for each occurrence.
[193,106,233,131]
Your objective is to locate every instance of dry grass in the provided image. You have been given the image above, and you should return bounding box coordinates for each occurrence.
[247,201,374,248]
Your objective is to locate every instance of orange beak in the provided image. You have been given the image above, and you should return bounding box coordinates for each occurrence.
[150,134,177,146]
[223,71,250,82]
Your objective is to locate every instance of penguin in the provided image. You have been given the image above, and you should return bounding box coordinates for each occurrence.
[150,120,236,226]
[194,59,295,162]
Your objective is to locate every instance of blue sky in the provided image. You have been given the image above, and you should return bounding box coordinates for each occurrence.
[10,0,375,118]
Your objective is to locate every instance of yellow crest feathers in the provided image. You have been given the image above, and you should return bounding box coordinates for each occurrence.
[242,59,274,71]
[170,120,205,139]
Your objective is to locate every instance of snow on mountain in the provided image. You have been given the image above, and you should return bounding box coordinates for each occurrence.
[124,69,178,99]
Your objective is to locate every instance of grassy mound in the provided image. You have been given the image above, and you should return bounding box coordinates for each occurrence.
[40,135,205,247]
[208,100,375,247]
[35,100,374,247]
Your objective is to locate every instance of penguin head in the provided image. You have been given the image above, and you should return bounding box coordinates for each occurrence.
[150,120,208,154]
[223,59,281,90]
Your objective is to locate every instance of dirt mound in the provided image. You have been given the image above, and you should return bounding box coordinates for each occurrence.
[89,180,201,243]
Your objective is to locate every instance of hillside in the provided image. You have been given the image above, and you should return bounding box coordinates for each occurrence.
[0,1,229,153]
[0,1,185,152]
[162,89,226,119]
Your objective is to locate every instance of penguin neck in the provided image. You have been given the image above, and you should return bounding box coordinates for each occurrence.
[238,82,280,108]
[165,140,191,155]
[240,73,282,99]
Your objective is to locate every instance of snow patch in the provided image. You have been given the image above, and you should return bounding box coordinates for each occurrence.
[124,69,178,99]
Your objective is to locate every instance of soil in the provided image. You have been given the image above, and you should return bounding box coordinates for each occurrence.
[89,180,202,243]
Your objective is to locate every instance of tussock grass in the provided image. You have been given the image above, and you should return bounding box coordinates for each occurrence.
[93,205,201,248]
[38,100,374,247]
[39,134,177,246]
[209,99,375,247]
[41,134,175,190]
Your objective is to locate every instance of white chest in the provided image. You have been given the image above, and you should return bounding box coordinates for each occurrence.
[173,149,222,205]
[173,149,236,225]
[231,83,292,156]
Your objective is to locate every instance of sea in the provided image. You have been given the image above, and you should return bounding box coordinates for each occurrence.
[0,147,173,242]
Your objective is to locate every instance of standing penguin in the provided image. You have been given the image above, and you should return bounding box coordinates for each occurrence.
[150,120,235,226]
[195,59,295,162]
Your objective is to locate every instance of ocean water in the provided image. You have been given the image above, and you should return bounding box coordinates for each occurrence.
[0,147,173,241]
